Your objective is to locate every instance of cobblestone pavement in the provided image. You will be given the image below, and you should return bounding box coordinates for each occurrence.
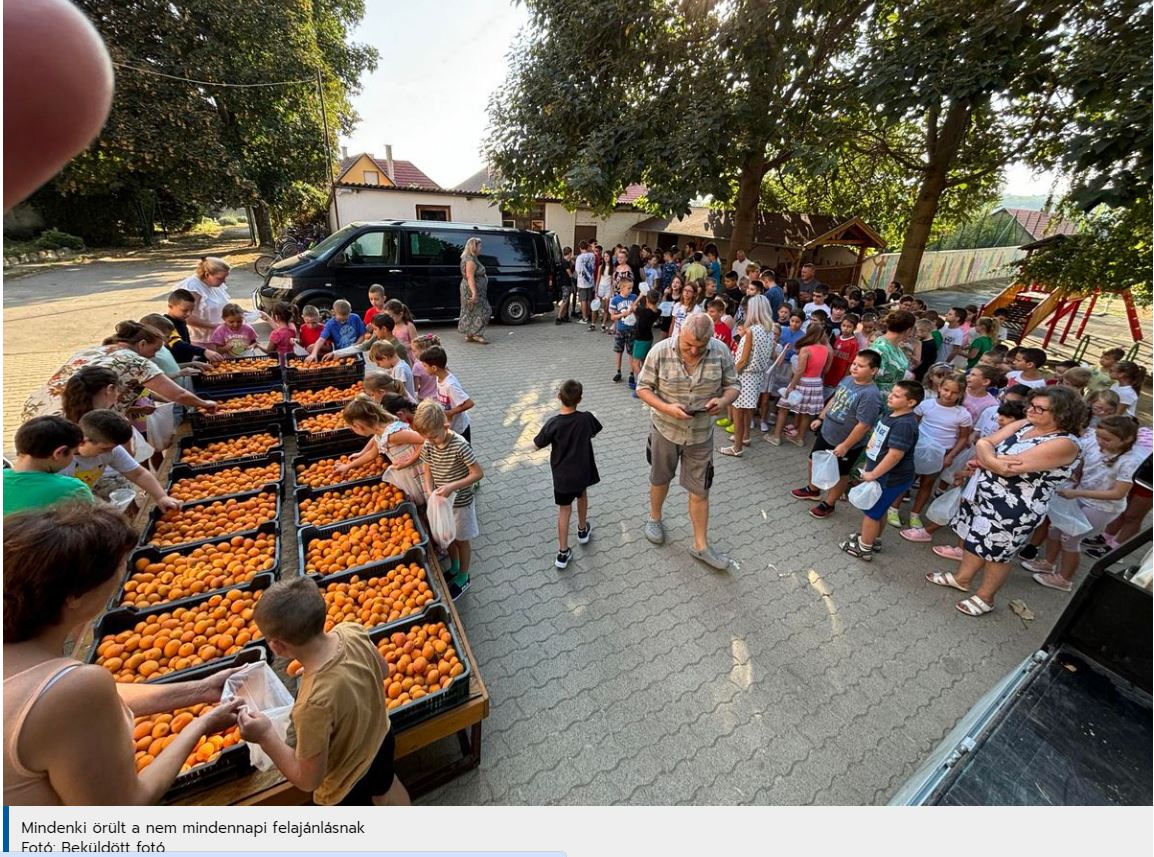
[414,318,1075,806]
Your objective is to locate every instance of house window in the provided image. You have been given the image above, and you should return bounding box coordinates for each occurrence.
[416,205,451,222]
[500,203,545,231]
[363,170,379,185]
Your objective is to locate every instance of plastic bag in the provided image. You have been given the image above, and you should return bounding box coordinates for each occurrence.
[777,387,803,408]
[220,662,295,772]
[590,298,602,313]
[426,491,458,550]
[926,486,963,526]
[811,450,841,491]
[658,301,674,317]
[130,426,155,464]
[383,465,426,506]
[849,480,883,510]
[145,402,177,453]
[292,343,309,357]
[914,436,946,475]
[1048,495,1093,536]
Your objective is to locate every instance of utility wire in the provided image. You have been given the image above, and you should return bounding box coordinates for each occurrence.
[111,61,314,88]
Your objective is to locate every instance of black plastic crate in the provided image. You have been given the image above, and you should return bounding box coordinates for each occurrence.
[190,385,287,433]
[292,404,356,448]
[297,502,428,579]
[290,442,383,491]
[284,377,365,412]
[293,478,408,530]
[167,451,284,501]
[369,604,472,733]
[140,486,281,551]
[192,355,282,391]
[310,546,440,633]
[117,521,280,612]
[283,352,365,386]
[87,575,273,683]
[175,425,284,471]
[152,647,271,803]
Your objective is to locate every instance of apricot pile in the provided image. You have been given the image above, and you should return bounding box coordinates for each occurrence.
[297,482,405,527]
[148,492,278,547]
[303,513,422,575]
[132,704,243,773]
[122,534,276,607]
[322,562,434,629]
[291,382,363,407]
[287,356,358,372]
[215,390,283,413]
[199,357,278,378]
[297,410,349,435]
[181,432,280,466]
[168,462,281,503]
[294,455,385,488]
[93,589,263,682]
[380,622,463,708]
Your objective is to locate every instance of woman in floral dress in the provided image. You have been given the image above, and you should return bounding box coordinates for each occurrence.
[926,386,1084,616]
[458,237,491,344]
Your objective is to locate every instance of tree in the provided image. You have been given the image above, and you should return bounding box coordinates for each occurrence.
[485,0,869,254]
[36,0,376,244]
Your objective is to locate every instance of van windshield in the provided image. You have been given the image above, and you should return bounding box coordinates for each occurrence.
[303,224,359,259]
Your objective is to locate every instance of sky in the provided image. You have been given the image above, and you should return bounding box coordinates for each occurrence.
[342,1,1062,199]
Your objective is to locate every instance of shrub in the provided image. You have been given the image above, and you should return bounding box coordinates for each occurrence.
[33,229,86,251]
[217,215,238,226]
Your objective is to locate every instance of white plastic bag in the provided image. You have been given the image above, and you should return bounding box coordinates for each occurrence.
[220,662,295,772]
[383,465,426,506]
[426,491,458,550]
[926,486,963,526]
[129,426,155,464]
[292,343,309,357]
[658,300,674,317]
[777,387,803,407]
[145,402,177,453]
[811,450,841,491]
[590,298,602,312]
[849,480,883,510]
[1048,495,1093,536]
[914,436,946,475]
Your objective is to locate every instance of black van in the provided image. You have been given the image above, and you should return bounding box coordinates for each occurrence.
[253,221,563,324]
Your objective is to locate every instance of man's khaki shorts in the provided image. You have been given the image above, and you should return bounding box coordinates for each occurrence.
[646,425,714,497]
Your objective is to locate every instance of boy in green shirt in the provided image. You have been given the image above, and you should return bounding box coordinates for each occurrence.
[3,415,92,516]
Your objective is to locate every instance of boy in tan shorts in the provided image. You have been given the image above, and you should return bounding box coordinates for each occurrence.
[237,578,409,805]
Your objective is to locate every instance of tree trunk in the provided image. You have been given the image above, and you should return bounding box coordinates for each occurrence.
[730,150,767,258]
[253,202,274,247]
[894,99,975,291]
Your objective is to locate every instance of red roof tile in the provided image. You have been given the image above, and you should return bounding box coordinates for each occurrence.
[615,184,648,205]
[1002,207,1078,241]
[336,153,440,190]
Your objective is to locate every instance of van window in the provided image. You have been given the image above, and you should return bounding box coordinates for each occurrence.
[407,229,465,265]
[479,233,536,268]
[345,230,398,265]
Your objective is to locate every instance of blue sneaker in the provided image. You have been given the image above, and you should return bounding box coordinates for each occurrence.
[449,575,470,600]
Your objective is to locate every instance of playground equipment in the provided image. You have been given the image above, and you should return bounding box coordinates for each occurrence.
[981,281,1145,354]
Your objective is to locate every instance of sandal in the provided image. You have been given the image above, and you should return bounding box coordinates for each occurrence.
[787,435,806,447]
[766,435,781,446]
[925,571,969,592]
[719,445,743,457]
[955,595,993,616]
[1032,572,1072,592]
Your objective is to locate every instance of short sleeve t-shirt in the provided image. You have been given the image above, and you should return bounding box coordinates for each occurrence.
[1005,371,1048,389]
[420,431,478,508]
[863,411,919,487]
[821,379,883,447]
[576,252,597,288]
[870,336,910,394]
[320,315,366,350]
[436,372,471,434]
[824,336,860,388]
[610,294,637,333]
[633,305,658,341]
[940,326,966,366]
[210,323,258,356]
[299,324,324,348]
[291,623,390,806]
[3,470,94,516]
[1079,441,1144,514]
[914,399,973,449]
[963,391,998,424]
[974,404,1001,438]
[1111,383,1139,417]
[966,336,993,369]
[60,445,139,488]
[268,324,297,356]
[387,361,417,399]
[533,410,603,494]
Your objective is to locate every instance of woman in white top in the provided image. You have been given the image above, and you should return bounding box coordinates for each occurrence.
[1108,361,1145,417]
[670,281,702,338]
[176,257,231,345]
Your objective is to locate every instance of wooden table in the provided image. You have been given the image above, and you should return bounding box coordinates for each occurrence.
[91,419,490,805]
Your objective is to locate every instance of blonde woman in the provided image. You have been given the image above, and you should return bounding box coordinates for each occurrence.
[721,294,775,457]
[459,237,491,344]
[175,257,232,345]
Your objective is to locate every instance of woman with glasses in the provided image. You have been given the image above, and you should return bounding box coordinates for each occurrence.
[925,386,1085,616]
[175,257,232,346]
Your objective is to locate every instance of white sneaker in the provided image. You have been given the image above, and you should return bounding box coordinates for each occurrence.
[759,421,770,433]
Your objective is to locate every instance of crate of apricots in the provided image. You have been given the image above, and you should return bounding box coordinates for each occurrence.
[292,449,387,489]
[89,585,268,683]
[312,548,440,632]
[118,522,279,610]
[132,702,250,795]
[292,404,355,447]
[373,608,470,730]
[284,353,363,384]
[166,453,283,503]
[176,427,283,471]
[143,488,280,550]
[288,381,364,410]
[193,355,281,390]
[294,480,406,529]
[191,387,286,432]
[299,506,427,578]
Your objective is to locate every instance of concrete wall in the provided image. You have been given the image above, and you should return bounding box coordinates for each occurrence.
[569,208,654,249]
[331,188,500,228]
[860,246,1025,293]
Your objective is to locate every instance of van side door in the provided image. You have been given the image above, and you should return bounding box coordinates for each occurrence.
[400,227,468,320]
[331,227,405,315]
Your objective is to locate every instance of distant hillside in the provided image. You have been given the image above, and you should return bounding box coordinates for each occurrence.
[1000,194,1051,211]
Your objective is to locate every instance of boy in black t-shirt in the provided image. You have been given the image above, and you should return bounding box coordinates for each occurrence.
[839,379,923,561]
[630,291,661,395]
[533,380,603,569]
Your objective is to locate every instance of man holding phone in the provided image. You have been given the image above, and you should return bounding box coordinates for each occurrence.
[636,313,741,570]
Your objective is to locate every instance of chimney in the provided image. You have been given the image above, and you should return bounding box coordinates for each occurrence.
[384,145,395,182]
[340,145,348,160]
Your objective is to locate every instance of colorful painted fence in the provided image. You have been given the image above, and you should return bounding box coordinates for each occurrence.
[859,246,1025,293]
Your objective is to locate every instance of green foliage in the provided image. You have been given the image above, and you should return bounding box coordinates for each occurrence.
[35,0,377,244]
[1015,199,1152,306]
[217,215,238,225]
[33,229,86,251]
